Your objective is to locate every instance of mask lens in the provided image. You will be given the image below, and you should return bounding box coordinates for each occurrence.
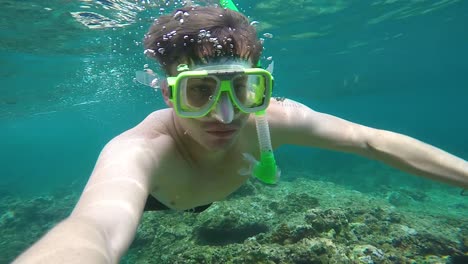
[232,74,266,109]
[180,76,218,111]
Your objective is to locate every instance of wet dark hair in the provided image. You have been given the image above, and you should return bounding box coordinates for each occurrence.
[143,6,262,75]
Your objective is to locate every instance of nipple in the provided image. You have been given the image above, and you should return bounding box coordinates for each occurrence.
[211,93,234,124]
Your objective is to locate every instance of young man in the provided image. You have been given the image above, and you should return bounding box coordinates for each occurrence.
[15,5,467,264]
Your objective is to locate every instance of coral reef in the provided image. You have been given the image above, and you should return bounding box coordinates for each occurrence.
[1,178,466,263]
[123,178,467,263]
[0,191,77,264]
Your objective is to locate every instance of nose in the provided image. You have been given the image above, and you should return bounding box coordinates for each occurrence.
[210,92,234,124]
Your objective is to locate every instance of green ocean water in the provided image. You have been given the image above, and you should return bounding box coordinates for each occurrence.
[1,0,466,195]
[1,0,467,262]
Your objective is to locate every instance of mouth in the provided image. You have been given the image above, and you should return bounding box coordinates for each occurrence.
[201,119,242,139]
[205,129,238,138]
[204,123,239,138]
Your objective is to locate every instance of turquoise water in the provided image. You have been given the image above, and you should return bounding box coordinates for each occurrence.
[2,0,466,195]
[1,0,467,262]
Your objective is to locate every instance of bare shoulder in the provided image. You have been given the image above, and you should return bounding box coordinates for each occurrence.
[78,109,178,212]
[114,108,173,141]
[96,108,178,175]
[266,98,370,151]
[266,97,316,130]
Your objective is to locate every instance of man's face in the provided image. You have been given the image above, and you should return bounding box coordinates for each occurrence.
[175,107,249,151]
[164,60,255,151]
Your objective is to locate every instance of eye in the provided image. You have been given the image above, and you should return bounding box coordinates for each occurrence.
[233,76,247,91]
[234,83,246,91]
[187,77,216,94]
[192,84,212,95]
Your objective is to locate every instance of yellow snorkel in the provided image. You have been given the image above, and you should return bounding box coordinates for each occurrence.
[220,0,280,184]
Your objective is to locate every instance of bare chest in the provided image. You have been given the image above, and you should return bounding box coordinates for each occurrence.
[150,151,253,210]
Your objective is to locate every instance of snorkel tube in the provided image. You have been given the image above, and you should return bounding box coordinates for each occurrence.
[220,0,280,184]
[220,0,239,11]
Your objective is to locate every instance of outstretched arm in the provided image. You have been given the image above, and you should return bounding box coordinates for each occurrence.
[13,134,164,263]
[269,99,468,188]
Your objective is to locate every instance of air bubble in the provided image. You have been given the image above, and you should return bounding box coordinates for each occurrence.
[267,56,273,61]
[263,33,273,38]
[250,21,259,26]
[158,48,165,54]
[174,10,183,20]
[144,49,155,55]
[198,29,207,39]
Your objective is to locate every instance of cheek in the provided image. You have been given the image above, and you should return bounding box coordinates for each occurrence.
[179,118,204,138]
[179,117,196,130]
[237,113,250,125]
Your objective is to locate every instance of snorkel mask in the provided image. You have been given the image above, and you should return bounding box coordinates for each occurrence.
[135,0,280,184]
[166,62,273,123]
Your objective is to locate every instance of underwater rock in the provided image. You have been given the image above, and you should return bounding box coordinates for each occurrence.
[449,255,468,264]
[461,228,468,250]
[228,179,258,198]
[304,208,349,235]
[240,237,350,263]
[268,193,319,214]
[392,230,462,256]
[0,192,77,263]
[195,209,269,245]
[387,191,413,206]
[266,222,317,245]
[351,244,385,264]
[0,210,16,226]
[4,178,466,263]
[399,188,428,202]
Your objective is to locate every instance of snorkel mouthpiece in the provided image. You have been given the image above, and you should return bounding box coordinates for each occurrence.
[254,151,278,184]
